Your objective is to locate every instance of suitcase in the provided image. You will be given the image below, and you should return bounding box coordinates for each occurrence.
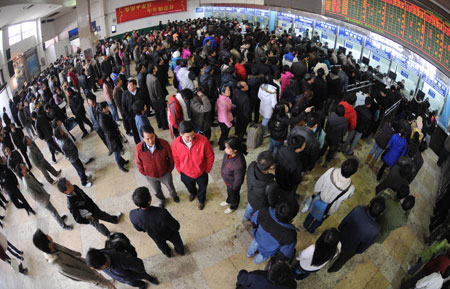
[246,123,263,149]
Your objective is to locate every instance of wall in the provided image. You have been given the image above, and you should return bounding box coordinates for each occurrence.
[103,0,201,37]
[41,21,56,42]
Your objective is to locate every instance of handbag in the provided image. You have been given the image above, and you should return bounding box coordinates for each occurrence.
[309,169,352,221]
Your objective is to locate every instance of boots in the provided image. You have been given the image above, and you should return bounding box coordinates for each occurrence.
[365,154,372,164]
[369,158,377,168]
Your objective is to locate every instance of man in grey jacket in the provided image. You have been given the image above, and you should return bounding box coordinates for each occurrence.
[24,136,61,184]
[32,229,115,288]
[146,64,168,130]
[16,163,71,230]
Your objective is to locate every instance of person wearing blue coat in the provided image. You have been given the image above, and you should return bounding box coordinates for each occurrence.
[247,202,298,264]
[86,248,159,289]
[236,262,297,289]
[377,132,408,181]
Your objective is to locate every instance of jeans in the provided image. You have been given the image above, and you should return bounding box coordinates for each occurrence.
[345,131,362,155]
[107,101,119,121]
[226,186,241,210]
[269,138,283,159]
[146,172,178,203]
[243,203,254,221]
[369,142,384,160]
[114,151,126,169]
[218,122,230,150]
[71,158,88,185]
[303,213,325,233]
[180,172,208,203]
[261,117,270,134]
[247,239,268,263]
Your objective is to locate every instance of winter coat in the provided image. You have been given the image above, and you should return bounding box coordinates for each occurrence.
[129,206,180,242]
[121,89,144,120]
[44,243,103,283]
[136,138,174,178]
[69,94,86,118]
[217,94,233,128]
[275,144,303,191]
[146,74,164,103]
[190,93,212,132]
[232,89,252,122]
[280,71,294,98]
[100,249,148,285]
[325,112,348,144]
[22,174,50,207]
[221,152,247,190]
[246,162,278,211]
[171,133,215,179]
[382,133,408,167]
[375,122,395,149]
[35,113,53,140]
[67,186,101,224]
[167,95,184,130]
[177,67,195,91]
[269,111,306,142]
[290,126,320,171]
[28,141,47,168]
[0,164,19,190]
[236,270,297,289]
[99,111,122,153]
[251,207,297,260]
[355,105,373,135]
[339,100,357,132]
[311,77,328,110]
[258,84,277,119]
[55,136,79,163]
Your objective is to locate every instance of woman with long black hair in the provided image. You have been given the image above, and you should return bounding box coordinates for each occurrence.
[293,228,341,280]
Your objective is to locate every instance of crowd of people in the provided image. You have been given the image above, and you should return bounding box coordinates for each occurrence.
[0,17,449,289]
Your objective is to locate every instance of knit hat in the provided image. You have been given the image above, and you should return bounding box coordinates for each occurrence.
[256,151,275,171]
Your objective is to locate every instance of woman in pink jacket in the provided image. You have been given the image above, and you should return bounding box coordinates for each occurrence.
[281,66,294,98]
[102,76,119,121]
[217,85,234,150]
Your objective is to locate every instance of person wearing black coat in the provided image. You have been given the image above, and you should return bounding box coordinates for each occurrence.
[68,89,93,138]
[0,162,34,215]
[232,82,252,140]
[311,70,328,111]
[130,187,184,258]
[320,105,348,166]
[86,248,159,289]
[100,54,113,78]
[343,97,373,155]
[98,102,129,172]
[57,178,121,237]
[236,263,297,289]
[31,108,62,163]
[275,134,306,195]
[244,151,278,221]
[247,69,265,123]
[9,99,21,127]
[122,80,144,144]
[199,66,218,124]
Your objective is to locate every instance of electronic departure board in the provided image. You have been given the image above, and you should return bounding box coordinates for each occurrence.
[325,0,450,75]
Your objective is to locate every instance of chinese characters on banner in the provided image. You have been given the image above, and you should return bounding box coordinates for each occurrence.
[116,0,187,24]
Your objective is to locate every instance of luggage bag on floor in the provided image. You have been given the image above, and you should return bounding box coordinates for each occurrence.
[246,123,263,149]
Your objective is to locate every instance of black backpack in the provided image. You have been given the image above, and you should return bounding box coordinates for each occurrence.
[104,232,137,257]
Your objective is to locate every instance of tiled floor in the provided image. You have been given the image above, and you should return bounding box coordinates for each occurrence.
[0,82,442,289]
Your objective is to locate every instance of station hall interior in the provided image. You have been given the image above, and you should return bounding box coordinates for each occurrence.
[1,0,450,288]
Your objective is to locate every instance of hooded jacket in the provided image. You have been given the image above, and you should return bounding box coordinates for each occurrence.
[258,84,277,119]
[246,162,278,211]
[325,112,348,144]
[338,100,357,132]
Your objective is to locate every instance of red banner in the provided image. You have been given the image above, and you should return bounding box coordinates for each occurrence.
[116,0,187,24]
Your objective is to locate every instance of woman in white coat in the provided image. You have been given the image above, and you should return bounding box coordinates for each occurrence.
[258,78,278,136]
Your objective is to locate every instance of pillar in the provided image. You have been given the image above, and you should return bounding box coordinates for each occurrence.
[76,0,94,59]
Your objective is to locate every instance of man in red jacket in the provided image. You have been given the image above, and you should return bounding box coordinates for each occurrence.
[338,94,357,135]
[136,125,179,207]
[68,66,80,92]
[171,121,215,210]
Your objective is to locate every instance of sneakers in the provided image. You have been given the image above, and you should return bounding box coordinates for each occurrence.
[173,196,180,203]
[224,208,235,214]
[220,201,229,207]
[83,182,92,188]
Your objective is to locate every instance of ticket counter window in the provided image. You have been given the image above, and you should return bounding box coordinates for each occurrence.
[391,64,420,100]
[417,80,446,115]
[336,37,362,61]
[367,52,389,75]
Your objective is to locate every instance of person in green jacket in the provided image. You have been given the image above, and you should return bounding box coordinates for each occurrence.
[375,185,415,244]
[408,238,450,275]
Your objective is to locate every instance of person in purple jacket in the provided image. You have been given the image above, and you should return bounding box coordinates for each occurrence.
[220,137,247,214]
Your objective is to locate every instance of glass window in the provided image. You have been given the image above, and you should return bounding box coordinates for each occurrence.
[8,24,21,45]
[21,21,36,40]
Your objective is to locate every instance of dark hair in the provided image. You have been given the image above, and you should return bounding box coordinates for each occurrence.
[397,185,410,199]
[335,104,345,117]
[147,63,155,74]
[141,124,155,135]
[341,158,359,178]
[32,229,52,254]
[402,195,415,211]
[399,163,412,179]
[224,137,247,155]
[273,104,287,118]
[132,186,151,208]
[369,196,385,218]
[275,201,299,223]
[256,151,275,171]
[99,101,109,110]
[132,100,146,115]
[365,96,373,106]
[346,93,357,105]
[317,68,325,77]
[56,177,67,193]
[128,79,137,86]
[306,112,319,128]
[86,92,96,102]
[180,88,194,100]
[86,248,108,269]
[267,262,292,285]
[311,228,340,266]
[179,120,195,134]
[289,135,306,150]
